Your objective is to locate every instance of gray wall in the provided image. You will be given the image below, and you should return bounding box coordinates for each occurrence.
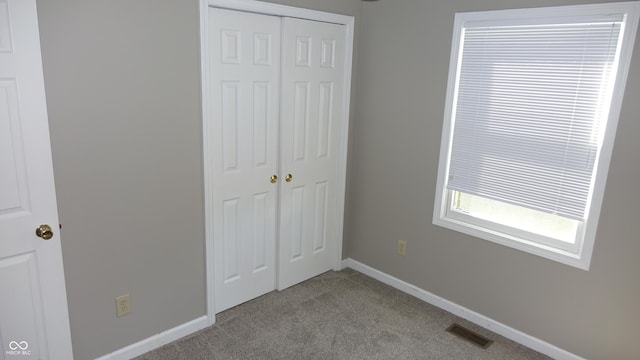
[348,0,640,359]
[36,0,360,359]
[37,1,205,359]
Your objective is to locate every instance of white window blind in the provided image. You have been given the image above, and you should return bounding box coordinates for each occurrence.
[447,19,623,220]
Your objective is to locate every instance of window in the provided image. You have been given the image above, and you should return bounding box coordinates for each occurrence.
[433,2,640,269]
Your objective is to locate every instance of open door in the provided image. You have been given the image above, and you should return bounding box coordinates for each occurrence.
[0,0,73,358]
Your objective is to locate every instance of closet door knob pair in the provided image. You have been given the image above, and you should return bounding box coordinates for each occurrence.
[270,174,293,183]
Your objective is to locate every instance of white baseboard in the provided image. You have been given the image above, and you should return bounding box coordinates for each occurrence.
[343,258,585,360]
[94,315,210,360]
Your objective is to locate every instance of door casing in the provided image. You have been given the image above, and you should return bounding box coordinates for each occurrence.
[199,0,354,324]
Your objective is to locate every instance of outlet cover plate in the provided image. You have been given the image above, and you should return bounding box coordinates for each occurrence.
[116,294,131,317]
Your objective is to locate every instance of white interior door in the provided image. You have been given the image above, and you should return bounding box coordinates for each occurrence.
[278,18,346,290]
[210,7,281,312]
[0,0,73,358]
[209,7,349,311]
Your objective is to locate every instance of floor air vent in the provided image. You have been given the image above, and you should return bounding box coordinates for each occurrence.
[446,323,494,349]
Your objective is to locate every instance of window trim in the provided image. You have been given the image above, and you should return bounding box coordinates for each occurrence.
[433,2,640,270]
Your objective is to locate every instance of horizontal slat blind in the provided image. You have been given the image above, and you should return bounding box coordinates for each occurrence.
[447,21,621,220]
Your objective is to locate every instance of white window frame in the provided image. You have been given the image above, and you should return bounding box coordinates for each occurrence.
[433,1,640,270]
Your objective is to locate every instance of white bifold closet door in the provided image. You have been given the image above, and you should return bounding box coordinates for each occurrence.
[210,7,347,312]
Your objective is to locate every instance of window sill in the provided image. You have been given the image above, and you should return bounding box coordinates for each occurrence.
[433,214,590,270]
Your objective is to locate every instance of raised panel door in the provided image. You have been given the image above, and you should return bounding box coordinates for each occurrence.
[0,0,73,357]
[278,17,346,290]
[210,7,280,312]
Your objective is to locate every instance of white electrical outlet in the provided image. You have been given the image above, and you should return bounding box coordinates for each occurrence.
[398,240,407,256]
[115,294,131,317]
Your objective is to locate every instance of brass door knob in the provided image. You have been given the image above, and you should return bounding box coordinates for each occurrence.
[285,174,293,183]
[35,224,53,240]
[270,175,278,184]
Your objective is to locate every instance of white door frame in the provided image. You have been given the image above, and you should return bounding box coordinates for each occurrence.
[199,0,354,324]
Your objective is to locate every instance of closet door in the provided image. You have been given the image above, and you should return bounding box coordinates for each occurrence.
[210,8,280,312]
[278,18,346,290]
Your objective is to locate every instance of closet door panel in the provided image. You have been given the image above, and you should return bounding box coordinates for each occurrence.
[210,7,280,312]
[279,17,346,290]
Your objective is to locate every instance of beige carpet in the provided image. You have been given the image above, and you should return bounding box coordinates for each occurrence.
[135,269,551,359]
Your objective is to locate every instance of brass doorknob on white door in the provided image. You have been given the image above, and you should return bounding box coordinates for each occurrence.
[35,224,53,240]
[270,175,278,183]
[285,174,293,182]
